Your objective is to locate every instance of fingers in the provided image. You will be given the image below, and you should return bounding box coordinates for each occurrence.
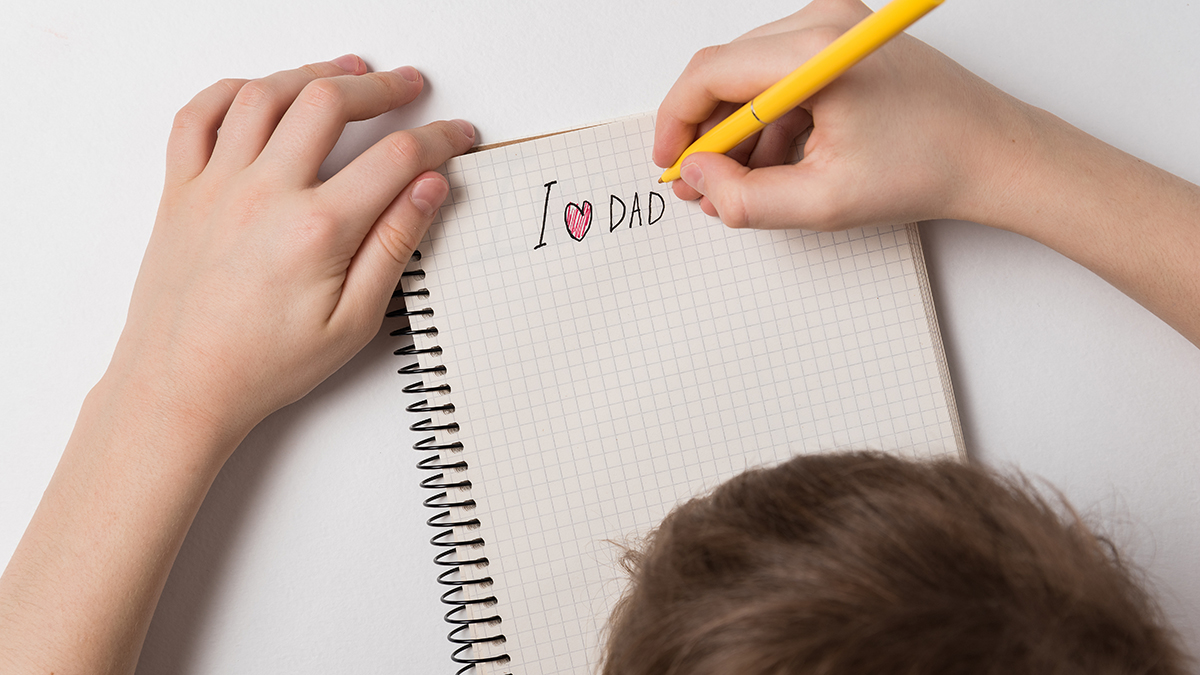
[207,56,366,173]
[165,78,247,184]
[653,29,840,169]
[671,106,812,203]
[327,118,473,330]
[259,67,427,185]
[336,171,449,330]
[679,151,851,231]
[672,101,754,200]
[746,106,813,169]
[317,119,474,249]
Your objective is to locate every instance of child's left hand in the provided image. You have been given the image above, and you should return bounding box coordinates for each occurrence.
[0,55,474,675]
[110,54,476,446]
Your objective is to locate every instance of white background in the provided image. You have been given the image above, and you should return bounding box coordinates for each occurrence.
[2,1,1198,672]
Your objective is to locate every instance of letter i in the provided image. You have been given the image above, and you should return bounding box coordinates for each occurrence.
[534,181,557,250]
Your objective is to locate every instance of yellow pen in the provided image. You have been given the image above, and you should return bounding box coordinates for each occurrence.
[658,0,945,183]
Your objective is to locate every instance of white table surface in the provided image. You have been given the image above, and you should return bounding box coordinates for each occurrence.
[3,1,1198,672]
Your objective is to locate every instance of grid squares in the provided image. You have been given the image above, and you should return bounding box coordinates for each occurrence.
[400,114,962,674]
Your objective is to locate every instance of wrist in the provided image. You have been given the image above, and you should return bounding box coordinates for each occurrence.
[102,319,272,452]
[88,364,247,473]
[943,90,1049,233]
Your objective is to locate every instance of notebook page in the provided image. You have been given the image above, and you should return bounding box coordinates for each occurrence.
[400,113,962,674]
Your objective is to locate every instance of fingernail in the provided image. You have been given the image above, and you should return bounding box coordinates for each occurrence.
[411,177,449,217]
[452,119,475,141]
[392,65,420,82]
[332,54,360,73]
[681,162,705,193]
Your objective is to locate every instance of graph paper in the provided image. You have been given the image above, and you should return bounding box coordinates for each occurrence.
[398,113,963,674]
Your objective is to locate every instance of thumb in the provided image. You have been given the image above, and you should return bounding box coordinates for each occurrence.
[681,152,844,230]
[337,171,447,332]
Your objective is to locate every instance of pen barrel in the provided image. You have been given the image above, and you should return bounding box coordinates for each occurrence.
[659,104,764,182]
[752,0,944,122]
[684,103,765,157]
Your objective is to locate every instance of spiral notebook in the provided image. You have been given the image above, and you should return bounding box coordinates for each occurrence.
[393,113,964,674]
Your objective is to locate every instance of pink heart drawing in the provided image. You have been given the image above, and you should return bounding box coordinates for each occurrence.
[564,201,592,241]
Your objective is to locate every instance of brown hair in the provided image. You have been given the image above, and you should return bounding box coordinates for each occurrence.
[603,452,1187,675]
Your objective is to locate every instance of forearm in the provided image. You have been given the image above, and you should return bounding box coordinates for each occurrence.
[965,104,1200,347]
[0,374,239,675]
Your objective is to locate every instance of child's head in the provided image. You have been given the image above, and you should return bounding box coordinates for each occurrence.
[603,452,1186,674]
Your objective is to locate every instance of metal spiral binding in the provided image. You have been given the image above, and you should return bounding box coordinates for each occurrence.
[390,250,511,674]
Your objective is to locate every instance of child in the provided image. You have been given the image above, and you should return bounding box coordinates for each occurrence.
[0,0,1196,672]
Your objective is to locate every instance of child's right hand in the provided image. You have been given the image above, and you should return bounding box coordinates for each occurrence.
[654,0,1034,232]
[656,0,1200,348]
